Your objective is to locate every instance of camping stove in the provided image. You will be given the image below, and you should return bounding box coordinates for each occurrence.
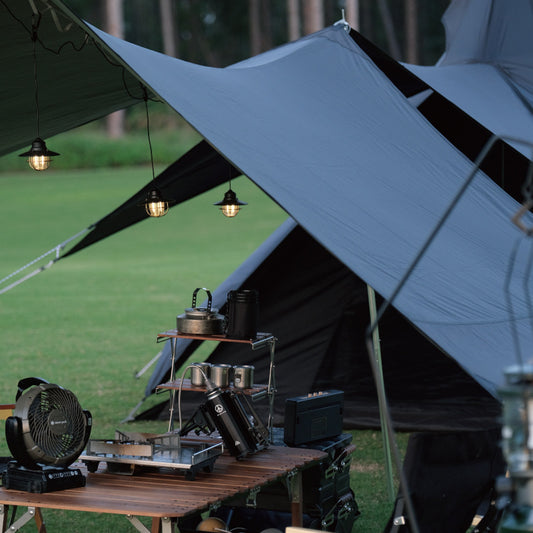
[497,365,533,532]
[80,430,223,480]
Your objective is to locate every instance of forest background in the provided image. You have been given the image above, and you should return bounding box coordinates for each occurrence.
[69,0,451,140]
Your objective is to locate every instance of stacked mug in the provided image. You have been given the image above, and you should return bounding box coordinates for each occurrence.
[190,362,254,389]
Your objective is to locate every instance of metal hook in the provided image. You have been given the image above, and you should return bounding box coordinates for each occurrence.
[334,9,350,31]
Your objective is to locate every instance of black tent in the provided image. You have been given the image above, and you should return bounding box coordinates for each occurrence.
[137,219,501,432]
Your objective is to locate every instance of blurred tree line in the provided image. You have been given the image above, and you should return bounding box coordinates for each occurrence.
[68,0,450,137]
[70,0,450,67]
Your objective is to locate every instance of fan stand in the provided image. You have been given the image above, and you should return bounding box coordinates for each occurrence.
[2,461,86,493]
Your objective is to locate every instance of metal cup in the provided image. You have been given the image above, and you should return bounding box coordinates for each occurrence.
[233,365,254,389]
[210,364,232,388]
[190,362,212,386]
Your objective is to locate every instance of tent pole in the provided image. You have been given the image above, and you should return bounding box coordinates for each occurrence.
[354,6,393,499]
[367,284,395,501]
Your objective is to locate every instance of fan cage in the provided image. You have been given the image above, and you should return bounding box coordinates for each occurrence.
[25,387,87,463]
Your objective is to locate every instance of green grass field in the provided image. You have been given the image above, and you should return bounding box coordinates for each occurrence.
[0,164,406,531]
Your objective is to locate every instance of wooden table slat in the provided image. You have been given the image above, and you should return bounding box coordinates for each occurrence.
[0,446,327,519]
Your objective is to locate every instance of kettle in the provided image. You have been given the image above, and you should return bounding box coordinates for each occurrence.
[176,288,226,335]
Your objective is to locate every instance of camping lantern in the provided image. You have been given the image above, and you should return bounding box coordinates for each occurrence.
[19,15,60,171]
[19,138,59,171]
[214,187,247,218]
[498,365,533,532]
[141,90,172,218]
[143,187,169,217]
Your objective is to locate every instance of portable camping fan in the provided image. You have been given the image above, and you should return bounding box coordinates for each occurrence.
[3,377,92,492]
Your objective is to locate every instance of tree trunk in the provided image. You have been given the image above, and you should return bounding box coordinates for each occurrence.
[104,0,125,138]
[159,0,177,58]
[345,0,359,31]
[405,0,418,64]
[377,0,402,60]
[303,0,324,35]
[287,0,300,41]
[260,0,273,51]
[249,0,262,56]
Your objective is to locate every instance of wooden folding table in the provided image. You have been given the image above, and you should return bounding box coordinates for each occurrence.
[0,446,327,532]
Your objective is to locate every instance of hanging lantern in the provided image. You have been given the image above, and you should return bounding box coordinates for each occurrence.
[19,138,59,171]
[214,188,247,218]
[20,15,60,171]
[139,89,172,218]
[143,187,169,218]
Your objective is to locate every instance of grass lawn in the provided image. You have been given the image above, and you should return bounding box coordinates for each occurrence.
[0,165,405,531]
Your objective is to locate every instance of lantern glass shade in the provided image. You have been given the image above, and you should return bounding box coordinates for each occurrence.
[214,188,247,218]
[29,154,51,171]
[221,204,240,218]
[144,188,169,217]
[19,138,59,171]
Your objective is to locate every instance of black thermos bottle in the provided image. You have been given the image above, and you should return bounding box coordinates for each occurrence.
[204,386,252,458]
[226,289,259,340]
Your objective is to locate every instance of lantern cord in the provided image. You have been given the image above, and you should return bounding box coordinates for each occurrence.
[0,0,153,102]
[31,13,41,138]
[143,87,156,182]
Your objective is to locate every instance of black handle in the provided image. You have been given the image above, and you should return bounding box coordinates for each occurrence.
[15,376,49,401]
[191,287,212,311]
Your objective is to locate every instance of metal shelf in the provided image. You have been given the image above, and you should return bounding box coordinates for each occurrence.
[156,378,268,400]
[157,329,277,439]
[156,330,275,350]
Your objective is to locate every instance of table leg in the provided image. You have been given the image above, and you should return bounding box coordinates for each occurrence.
[0,505,8,532]
[160,516,174,533]
[133,516,173,533]
[35,508,46,532]
[289,470,303,527]
[1,506,43,532]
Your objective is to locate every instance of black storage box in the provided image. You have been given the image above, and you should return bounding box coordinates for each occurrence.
[284,390,344,446]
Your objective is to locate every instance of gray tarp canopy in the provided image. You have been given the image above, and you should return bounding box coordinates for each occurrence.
[2,0,533,428]
[405,0,533,158]
[85,12,533,399]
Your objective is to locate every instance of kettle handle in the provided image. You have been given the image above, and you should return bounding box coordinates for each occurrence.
[192,287,212,311]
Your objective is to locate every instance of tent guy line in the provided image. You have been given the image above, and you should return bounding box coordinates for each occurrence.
[0,227,90,295]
